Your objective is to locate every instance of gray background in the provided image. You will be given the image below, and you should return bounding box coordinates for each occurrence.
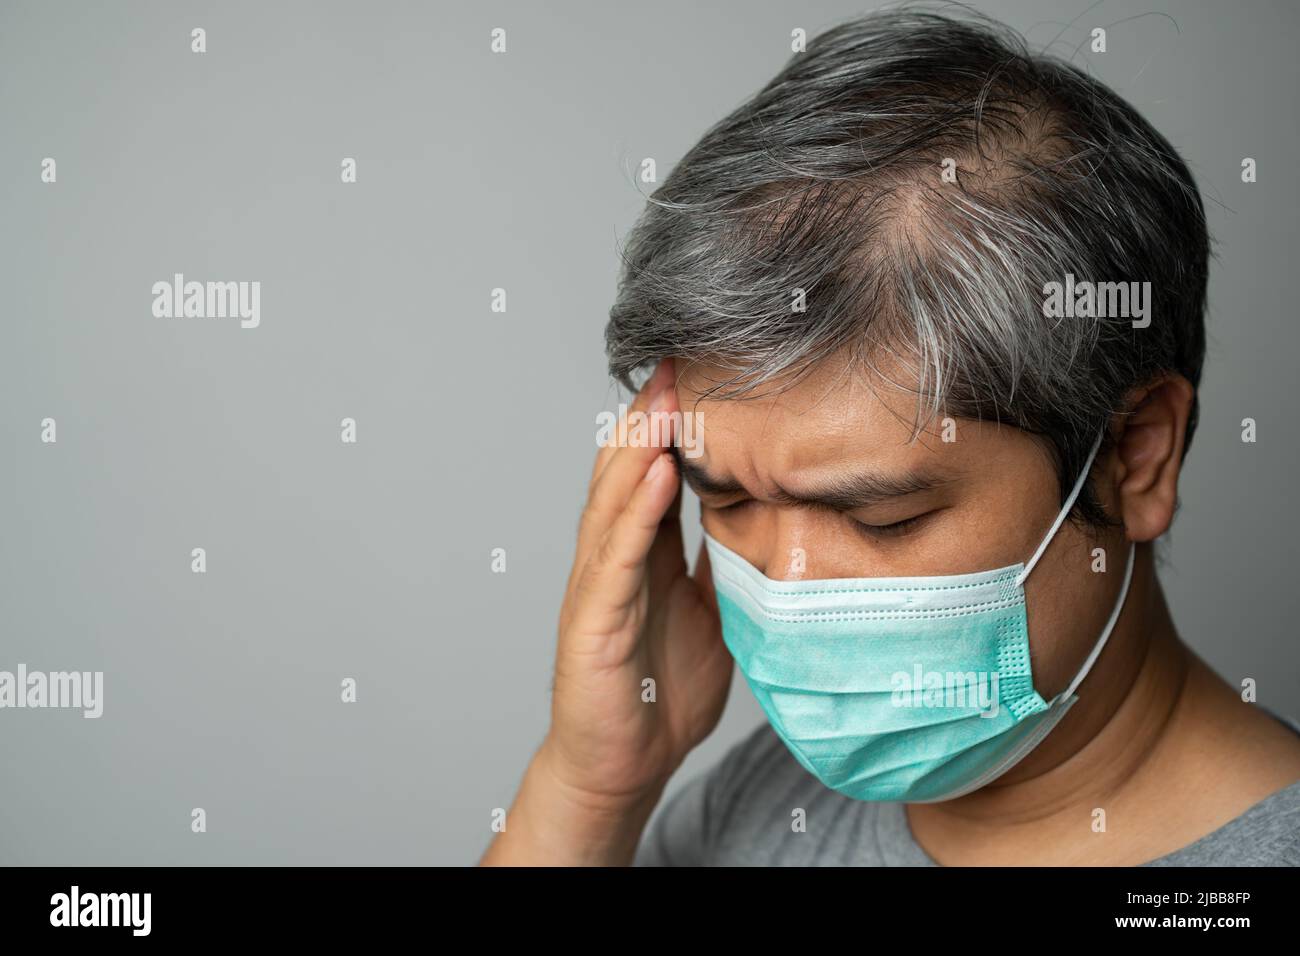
[1,0,1296,865]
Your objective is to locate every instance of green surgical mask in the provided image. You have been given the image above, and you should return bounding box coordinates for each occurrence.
[704,431,1134,803]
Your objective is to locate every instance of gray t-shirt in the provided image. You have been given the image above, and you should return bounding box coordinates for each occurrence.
[634,711,1300,866]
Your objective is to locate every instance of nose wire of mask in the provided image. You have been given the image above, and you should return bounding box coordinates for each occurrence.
[702,427,1138,803]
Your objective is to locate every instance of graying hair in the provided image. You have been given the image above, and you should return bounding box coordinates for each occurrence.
[605,7,1209,527]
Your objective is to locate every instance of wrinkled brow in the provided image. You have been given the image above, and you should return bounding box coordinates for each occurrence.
[671,445,955,511]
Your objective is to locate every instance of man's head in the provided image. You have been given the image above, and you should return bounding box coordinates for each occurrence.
[606,8,1208,534]
[605,9,1209,725]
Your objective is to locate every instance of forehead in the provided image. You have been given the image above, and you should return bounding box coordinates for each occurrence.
[674,355,931,473]
[668,355,1057,515]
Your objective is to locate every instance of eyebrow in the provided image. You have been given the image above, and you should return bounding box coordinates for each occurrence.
[670,444,954,511]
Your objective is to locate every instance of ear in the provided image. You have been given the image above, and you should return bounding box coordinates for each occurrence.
[1111,374,1195,542]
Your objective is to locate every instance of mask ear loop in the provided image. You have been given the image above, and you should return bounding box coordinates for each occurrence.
[1062,540,1135,699]
[1014,429,1106,589]
[1011,427,1137,701]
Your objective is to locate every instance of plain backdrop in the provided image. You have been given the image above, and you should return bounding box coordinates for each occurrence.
[2,0,1297,864]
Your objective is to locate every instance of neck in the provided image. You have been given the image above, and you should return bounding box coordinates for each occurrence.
[907,544,1196,857]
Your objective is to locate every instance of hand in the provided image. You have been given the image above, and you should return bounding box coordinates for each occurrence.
[479,358,732,866]
[547,357,732,804]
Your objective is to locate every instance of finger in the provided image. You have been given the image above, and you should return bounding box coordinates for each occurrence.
[589,358,675,494]
[565,400,671,629]
[568,359,678,616]
[646,462,687,598]
[576,382,678,573]
[571,452,680,634]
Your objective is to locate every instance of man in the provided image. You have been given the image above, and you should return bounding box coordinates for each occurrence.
[481,9,1300,866]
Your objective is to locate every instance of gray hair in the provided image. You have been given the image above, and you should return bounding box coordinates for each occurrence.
[605,6,1209,527]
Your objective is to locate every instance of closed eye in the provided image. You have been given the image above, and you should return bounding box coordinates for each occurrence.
[851,513,929,539]
[715,500,928,541]
[714,499,754,513]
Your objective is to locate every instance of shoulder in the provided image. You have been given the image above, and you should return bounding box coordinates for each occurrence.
[1150,694,1300,865]
[1148,778,1300,866]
